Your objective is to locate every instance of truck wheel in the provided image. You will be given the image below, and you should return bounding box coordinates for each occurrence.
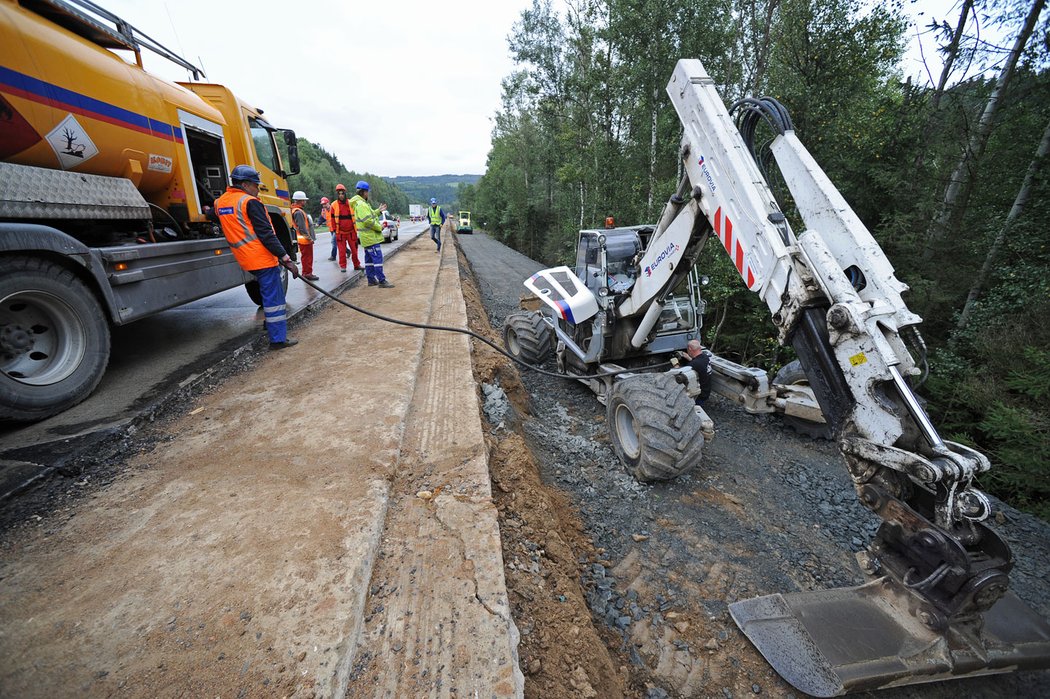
[0,257,111,422]
[503,312,552,366]
[607,374,705,482]
[244,266,289,307]
[773,359,831,440]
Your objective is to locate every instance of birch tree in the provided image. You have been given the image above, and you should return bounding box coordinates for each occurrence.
[923,0,1045,260]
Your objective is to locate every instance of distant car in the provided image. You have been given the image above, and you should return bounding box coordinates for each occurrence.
[380,211,400,242]
[457,211,472,234]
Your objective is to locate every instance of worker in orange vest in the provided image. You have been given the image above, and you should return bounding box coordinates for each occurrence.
[291,191,319,281]
[329,183,363,272]
[211,165,299,349]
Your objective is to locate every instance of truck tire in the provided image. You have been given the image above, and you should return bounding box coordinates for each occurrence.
[244,266,289,307]
[607,374,705,482]
[0,256,111,422]
[773,359,831,440]
[503,312,552,366]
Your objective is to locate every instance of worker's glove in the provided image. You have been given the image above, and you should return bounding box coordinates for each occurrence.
[280,257,301,279]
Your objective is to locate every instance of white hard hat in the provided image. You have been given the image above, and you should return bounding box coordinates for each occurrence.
[292,190,308,201]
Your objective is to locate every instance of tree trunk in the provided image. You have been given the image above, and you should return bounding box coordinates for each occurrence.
[648,84,658,217]
[749,0,780,94]
[931,0,973,112]
[924,0,1045,260]
[913,0,973,177]
[957,117,1050,330]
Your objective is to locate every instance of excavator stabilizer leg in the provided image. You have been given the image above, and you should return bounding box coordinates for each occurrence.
[730,577,1050,696]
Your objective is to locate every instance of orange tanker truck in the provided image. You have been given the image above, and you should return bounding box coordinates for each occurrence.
[0,0,300,421]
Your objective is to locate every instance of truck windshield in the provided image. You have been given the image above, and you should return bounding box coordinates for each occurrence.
[249,117,278,173]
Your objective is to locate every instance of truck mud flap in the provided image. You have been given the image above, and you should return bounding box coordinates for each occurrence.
[729,576,1050,697]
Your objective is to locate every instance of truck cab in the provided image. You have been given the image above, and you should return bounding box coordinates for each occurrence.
[0,0,301,421]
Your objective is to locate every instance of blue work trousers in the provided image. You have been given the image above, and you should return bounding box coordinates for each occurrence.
[253,265,287,342]
[430,224,441,250]
[364,244,386,283]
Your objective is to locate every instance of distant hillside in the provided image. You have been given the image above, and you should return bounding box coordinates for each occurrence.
[389,174,481,207]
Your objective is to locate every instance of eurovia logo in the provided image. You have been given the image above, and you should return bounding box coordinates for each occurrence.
[698,155,717,193]
[644,241,681,277]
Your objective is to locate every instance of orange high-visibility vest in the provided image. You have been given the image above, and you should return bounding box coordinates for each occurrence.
[215,187,277,271]
[293,206,312,245]
[329,198,355,232]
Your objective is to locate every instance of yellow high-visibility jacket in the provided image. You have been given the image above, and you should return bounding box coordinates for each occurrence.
[350,194,384,247]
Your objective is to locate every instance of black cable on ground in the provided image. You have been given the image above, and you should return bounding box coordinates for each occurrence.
[295,274,671,380]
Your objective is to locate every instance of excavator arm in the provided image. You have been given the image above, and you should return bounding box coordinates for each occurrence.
[655,58,1050,696]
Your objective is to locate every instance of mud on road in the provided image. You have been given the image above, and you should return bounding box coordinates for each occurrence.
[456,231,1050,699]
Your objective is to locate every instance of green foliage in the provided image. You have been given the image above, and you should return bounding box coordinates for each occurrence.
[1006,347,1050,400]
[286,139,410,217]
[978,402,1050,520]
[388,175,481,209]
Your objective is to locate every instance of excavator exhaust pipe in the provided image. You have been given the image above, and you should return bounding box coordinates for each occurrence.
[730,576,1050,697]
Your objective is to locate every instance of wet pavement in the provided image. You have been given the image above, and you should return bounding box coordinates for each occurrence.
[0,223,428,499]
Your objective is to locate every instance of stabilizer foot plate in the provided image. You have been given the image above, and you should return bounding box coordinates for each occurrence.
[729,577,1050,697]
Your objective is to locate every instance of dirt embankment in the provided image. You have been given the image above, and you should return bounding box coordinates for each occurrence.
[457,248,634,698]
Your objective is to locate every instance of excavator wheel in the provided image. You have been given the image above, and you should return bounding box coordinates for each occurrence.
[773,360,832,440]
[607,374,705,482]
[503,311,552,366]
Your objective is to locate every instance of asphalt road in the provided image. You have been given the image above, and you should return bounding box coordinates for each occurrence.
[0,221,429,498]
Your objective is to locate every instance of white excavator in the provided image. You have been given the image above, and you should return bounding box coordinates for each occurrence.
[502,59,1050,696]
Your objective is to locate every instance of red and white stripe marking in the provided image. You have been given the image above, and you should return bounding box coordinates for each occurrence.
[714,207,756,289]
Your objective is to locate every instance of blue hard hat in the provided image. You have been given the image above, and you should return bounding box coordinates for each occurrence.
[230,165,261,184]
[429,198,437,205]
[355,180,370,191]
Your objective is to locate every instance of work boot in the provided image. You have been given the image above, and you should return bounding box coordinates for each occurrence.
[304,274,319,281]
[367,280,379,286]
[340,267,347,273]
[378,280,395,288]
[269,339,299,350]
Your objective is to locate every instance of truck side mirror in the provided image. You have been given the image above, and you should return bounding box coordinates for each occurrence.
[282,130,300,176]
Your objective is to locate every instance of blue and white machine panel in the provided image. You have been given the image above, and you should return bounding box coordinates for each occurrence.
[524,266,600,324]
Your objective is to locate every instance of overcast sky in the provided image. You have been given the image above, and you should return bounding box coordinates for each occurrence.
[98,0,984,178]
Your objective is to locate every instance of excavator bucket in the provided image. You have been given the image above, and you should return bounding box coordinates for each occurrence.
[729,577,1050,697]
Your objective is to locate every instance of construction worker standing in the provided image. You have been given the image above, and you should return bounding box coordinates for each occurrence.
[350,181,394,288]
[211,165,299,349]
[329,183,362,272]
[319,196,337,260]
[426,197,446,252]
[291,191,319,281]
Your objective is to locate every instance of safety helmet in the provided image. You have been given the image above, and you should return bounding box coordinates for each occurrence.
[320,196,330,204]
[230,164,261,184]
[429,198,437,205]
[292,191,308,201]
[335,183,347,192]
[355,180,370,191]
